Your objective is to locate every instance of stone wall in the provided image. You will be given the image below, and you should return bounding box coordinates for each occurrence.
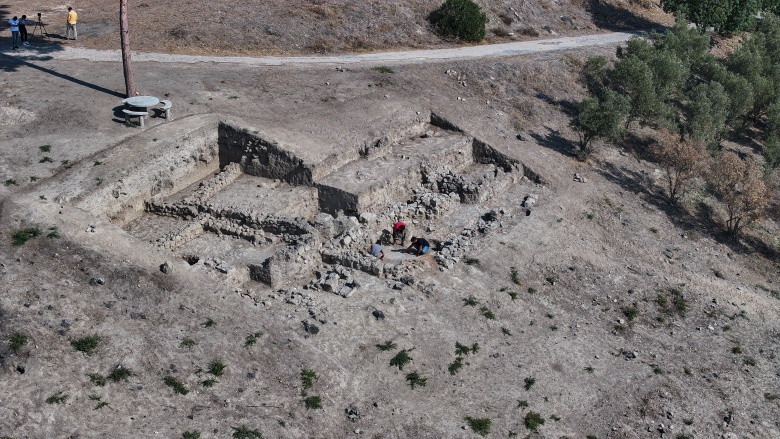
[218,122,313,186]
[74,116,221,223]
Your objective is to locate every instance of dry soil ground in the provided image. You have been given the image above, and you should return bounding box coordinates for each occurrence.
[0,2,779,439]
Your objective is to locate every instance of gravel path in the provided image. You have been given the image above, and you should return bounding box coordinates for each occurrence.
[3,31,641,66]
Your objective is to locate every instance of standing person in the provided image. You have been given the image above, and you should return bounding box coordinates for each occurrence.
[406,237,430,256]
[19,15,28,46]
[66,7,78,40]
[8,16,19,50]
[392,221,407,245]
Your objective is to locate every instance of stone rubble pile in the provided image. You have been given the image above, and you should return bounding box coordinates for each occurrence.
[306,266,362,298]
[435,207,510,270]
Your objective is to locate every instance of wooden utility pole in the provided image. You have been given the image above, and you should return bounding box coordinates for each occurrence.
[119,0,136,98]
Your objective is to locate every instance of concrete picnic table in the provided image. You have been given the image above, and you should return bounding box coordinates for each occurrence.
[124,95,160,110]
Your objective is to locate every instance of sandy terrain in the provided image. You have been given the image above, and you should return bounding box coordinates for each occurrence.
[0,2,778,439]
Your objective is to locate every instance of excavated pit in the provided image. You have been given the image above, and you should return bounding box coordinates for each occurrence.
[62,112,543,289]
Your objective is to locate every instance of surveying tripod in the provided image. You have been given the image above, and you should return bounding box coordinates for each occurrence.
[32,13,49,40]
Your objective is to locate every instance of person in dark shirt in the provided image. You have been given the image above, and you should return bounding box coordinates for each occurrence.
[19,15,28,46]
[406,236,430,256]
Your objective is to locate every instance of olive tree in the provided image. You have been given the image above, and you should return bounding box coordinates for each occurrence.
[572,89,629,161]
[653,129,710,203]
[707,151,769,236]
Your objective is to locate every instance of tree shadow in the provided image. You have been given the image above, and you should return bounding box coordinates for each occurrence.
[530,126,577,158]
[595,159,778,258]
[0,53,124,98]
[587,0,662,31]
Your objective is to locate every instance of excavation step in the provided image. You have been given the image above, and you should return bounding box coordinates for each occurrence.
[316,133,472,216]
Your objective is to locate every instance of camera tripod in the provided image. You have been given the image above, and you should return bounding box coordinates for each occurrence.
[32,13,49,40]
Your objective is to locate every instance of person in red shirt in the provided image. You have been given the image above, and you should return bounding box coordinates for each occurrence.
[392,221,407,245]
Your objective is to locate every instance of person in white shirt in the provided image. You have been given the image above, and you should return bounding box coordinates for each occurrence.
[8,16,19,50]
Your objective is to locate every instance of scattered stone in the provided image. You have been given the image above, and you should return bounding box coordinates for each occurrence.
[215,263,235,273]
[130,312,146,320]
[372,309,385,320]
[302,320,320,335]
[622,350,637,359]
[60,319,71,328]
[573,173,587,183]
[88,277,105,286]
[160,262,173,274]
[400,275,415,286]
[346,404,361,422]
[516,133,528,141]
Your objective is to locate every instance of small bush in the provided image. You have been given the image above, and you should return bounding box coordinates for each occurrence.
[208,359,226,377]
[71,334,101,355]
[463,295,478,306]
[300,368,318,390]
[622,307,639,323]
[9,333,28,353]
[231,426,263,438]
[376,340,397,351]
[524,411,545,431]
[372,66,394,74]
[431,0,488,42]
[303,395,322,410]
[108,365,132,382]
[163,376,189,395]
[480,307,495,320]
[491,27,510,37]
[39,156,53,163]
[202,378,217,387]
[389,349,414,370]
[501,327,512,336]
[517,399,529,408]
[244,331,263,347]
[180,337,197,349]
[455,342,471,356]
[405,371,428,389]
[202,318,215,328]
[12,227,41,246]
[765,392,778,401]
[464,416,492,437]
[510,266,522,285]
[448,357,464,375]
[182,432,201,439]
[464,257,481,266]
[517,27,540,37]
[45,391,69,405]
[4,179,17,186]
[87,373,107,386]
[524,376,536,391]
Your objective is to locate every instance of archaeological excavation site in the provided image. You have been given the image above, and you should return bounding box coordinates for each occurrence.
[37,111,543,296]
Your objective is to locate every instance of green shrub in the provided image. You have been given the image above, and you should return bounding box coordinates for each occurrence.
[9,333,28,353]
[208,359,226,377]
[431,0,487,42]
[303,395,322,410]
[464,416,492,436]
[389,349,414,370]
[300,368,318,391]
[231,426,262,438]
[524,411,545,431]
[45,391,69,405]
[71,334,101,355]
[405,371,428,389]
[12,227,41,246]
[108,365,132,382]
[163,376,189,395]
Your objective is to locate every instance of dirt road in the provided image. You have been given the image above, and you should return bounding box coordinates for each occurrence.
[2,31,642,66]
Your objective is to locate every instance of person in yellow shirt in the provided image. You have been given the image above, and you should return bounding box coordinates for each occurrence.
[66,7,77,40]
